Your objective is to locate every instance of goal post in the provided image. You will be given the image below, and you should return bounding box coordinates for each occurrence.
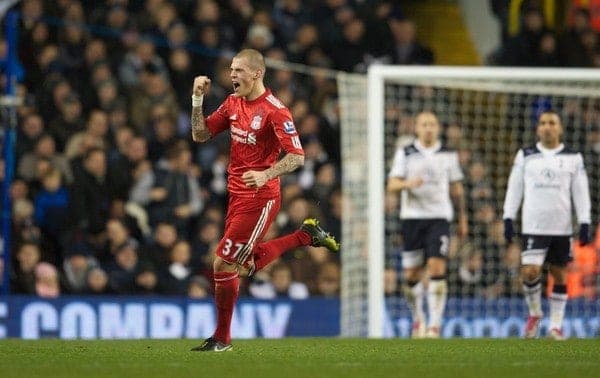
[338,66,600,338]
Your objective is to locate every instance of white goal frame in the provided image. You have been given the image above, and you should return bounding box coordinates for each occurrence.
[361,66,600,338]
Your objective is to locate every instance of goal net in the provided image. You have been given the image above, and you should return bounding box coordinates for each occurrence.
[338,67,600,338]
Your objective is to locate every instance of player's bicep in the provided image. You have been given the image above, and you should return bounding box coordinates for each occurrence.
[205,99,231,137]
[271,110,304,155]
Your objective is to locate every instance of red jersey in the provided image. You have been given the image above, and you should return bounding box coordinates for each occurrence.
[205,88,304,197]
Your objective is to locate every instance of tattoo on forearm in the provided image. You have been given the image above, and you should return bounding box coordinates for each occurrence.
[191,106,210,142]
[264,154,304,180]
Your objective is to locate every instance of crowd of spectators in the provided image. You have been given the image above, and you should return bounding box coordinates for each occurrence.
[1,0,435,299]
[491,0,600,67]
[1,0,598,301]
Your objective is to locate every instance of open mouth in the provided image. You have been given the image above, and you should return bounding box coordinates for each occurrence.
[232,82,240,91]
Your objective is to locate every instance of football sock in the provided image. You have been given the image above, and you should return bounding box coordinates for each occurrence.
[523,276,543,317]
[253,230,311,271]
[213,271,239,344]
[402,280,425,324]
[427,276,448,329]
[549,284,568,330]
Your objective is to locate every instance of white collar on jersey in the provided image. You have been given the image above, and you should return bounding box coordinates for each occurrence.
[414,139,442,154]
[536,142,564,154]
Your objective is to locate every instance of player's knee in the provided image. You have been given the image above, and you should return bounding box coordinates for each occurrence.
[403,268,421,283]
[213,256,238,273]
[427,257,446,276]
[521,265,541,282]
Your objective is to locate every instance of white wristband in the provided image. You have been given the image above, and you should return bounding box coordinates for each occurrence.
[191,95,203,107]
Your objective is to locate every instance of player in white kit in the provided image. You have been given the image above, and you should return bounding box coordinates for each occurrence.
[503,110,591,340]
[387,111,468,338]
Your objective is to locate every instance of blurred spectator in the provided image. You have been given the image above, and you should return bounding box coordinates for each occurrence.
[130,142,202,235]
[161,240,194,295]
[35,262,60,298]
[33,168,70,252]
[62,244,99,294]
[387,18,434,65]
[145,222,178,267]
[48,93,85,152]
[86,267,111,295]
[102,218,139,265]
[16,113,45,161]
[70,148,111,237]
[65,110,109,162]
[108,243,140,294]
[188,275,211,299]
[249,262,309,299]
[559,7,595,67]
[18,134,73,184]
[315,261,340,297]
[134,263,161,295]
[499,7,549,66]
[10,242,41,294]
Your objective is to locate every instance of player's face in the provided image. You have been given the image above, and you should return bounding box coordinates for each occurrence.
[230,57,258,98]
[536,113,563,147]
[414,113,440,146]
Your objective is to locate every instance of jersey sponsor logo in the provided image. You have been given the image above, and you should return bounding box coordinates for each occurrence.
[250,115,263,130]
[541,168,556,181]
[231,125,256,145]
[283,120,296,134]
[265,94,285,109]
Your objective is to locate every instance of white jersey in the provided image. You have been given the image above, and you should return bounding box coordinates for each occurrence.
[502,142,591,235]
[388,140,463,221]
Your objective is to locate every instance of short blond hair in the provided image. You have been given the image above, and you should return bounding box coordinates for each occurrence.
[234,48,266,73]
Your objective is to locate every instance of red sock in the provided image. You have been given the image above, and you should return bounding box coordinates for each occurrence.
[213,271,239,344]
[253,230,311,271]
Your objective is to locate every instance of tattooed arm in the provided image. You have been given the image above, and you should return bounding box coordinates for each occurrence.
[191,75,212,143]
[191,105,211,143]
[241,153,305,188]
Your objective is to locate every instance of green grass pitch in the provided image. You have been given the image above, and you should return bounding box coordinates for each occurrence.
[1,338,599,378]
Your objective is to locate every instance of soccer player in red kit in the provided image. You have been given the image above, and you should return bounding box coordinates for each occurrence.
[189,49,339,352]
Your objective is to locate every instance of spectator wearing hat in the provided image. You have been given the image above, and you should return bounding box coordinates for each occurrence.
[62,242,99,294]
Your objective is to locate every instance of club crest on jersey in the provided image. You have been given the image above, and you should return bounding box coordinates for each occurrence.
[283,120,296,134]
[250,115,263,130]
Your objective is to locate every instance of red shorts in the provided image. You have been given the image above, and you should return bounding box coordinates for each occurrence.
[215,194,280,265]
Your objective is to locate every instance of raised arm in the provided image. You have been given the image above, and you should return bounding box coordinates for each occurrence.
[191,76,212,143]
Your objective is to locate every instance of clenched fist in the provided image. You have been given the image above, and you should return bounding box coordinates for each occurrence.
[193,76,211,96]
